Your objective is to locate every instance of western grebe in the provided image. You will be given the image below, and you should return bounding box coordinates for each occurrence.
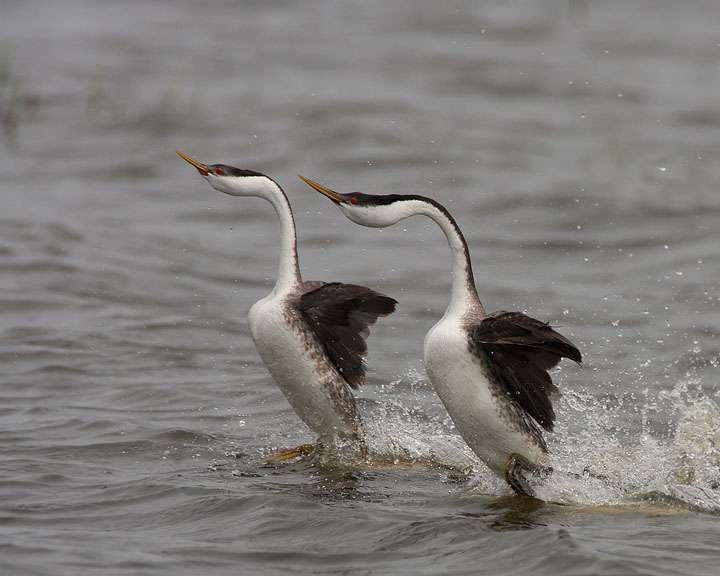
[299,175,581,496]
[175,151,396,461]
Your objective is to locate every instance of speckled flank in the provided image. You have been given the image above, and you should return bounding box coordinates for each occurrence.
[283,293,361,440]
[466,324,548,453]
[186,160,397,446]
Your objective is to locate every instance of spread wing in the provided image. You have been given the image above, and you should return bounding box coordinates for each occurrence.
[469,310,582,432]
[297,282,397,390]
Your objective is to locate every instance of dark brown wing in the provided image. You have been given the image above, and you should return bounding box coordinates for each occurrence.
[469,310,582,432]
[297,282,397,390]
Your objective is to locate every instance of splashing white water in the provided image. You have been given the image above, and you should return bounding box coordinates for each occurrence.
[543,373,720,511]
[357,366,720,512]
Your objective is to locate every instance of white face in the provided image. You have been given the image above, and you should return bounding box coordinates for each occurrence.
[203,173,279,199]
[296,175,427,229]
[202,173,234,195]
[176,152,277,199]
[337,198,421,229]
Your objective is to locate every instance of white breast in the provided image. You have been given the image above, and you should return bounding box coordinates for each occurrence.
[423,317,547,476]
[248,292,358,442]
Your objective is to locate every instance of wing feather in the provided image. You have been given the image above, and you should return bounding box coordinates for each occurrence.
[297,282,397,390]
[469,310,581,432]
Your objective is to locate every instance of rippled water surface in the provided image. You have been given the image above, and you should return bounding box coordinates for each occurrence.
[2,1,720,574]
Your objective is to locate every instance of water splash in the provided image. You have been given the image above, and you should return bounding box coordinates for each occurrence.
[352,365,720,512]
[542,371,720,512]
[359,397,478,469]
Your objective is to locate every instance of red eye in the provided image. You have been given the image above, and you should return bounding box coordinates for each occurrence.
[215,168,222,174]
[350,197,357,204]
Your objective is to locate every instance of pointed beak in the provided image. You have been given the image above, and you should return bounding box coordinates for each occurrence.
[297,175,346,204]
[175,149,210,176]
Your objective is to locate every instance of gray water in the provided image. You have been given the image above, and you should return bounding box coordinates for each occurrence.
[2,1,720,574]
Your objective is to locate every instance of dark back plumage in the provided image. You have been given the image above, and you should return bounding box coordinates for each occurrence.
[297,282,397,390]
[468,310,582,432]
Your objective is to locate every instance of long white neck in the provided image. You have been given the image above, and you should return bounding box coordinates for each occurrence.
[355,197,483,318]
[413,198,483,318]
[215,174,301,294]
[265,184,302,294]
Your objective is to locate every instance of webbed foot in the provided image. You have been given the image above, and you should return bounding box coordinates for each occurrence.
[256,443,314,463]
[504,452,552,498]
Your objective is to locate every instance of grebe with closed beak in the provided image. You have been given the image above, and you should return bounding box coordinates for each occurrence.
[300,175,581,496]
[175,151,396,461]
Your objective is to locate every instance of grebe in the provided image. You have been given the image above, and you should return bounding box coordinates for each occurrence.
[300,175,581,495]
[175,151,396,461]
